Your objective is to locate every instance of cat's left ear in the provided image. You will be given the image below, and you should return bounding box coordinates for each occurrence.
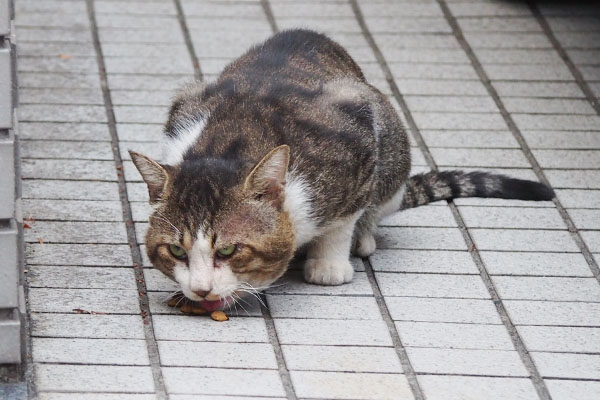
[244,145,290,207]
[129,151,169,204]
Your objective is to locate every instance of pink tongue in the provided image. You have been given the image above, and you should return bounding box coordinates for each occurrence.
[199,300,223,312]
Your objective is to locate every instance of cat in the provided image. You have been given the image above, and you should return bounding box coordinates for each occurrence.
[130,29,553,311]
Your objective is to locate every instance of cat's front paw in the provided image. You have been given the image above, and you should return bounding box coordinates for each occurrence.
[354,233,376,257]
[304,258,354,285]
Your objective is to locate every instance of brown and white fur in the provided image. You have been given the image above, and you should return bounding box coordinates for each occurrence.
[130,30,553,309]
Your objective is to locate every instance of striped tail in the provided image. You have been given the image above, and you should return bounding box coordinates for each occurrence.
[400,170,555,210]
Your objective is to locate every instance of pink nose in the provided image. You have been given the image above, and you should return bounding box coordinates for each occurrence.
[193,290,209,298]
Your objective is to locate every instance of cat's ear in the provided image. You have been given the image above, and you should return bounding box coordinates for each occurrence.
[129,151,169,203]
[244,145,290,207]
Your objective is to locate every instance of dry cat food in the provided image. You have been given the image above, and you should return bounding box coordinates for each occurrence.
[167,292,228,320]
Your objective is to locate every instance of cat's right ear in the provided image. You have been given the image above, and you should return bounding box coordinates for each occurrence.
[129,151,169,204]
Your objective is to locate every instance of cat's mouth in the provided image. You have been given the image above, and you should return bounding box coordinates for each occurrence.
[198,297,232,312]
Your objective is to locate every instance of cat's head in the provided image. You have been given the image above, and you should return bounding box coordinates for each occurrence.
[130,145,295,310]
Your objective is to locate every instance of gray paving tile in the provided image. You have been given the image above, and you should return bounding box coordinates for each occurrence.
[546,16,600,32]
[158,341,277,369]
[408,347,527,376]
[545,380,600,400]
[104,56,193,75]
[162,367,285,397]
[469,229,579,252]
[493,276,600,302]
[111,90,174,106]
[493,81,583,98]
[385,297,502,324]
[503,97,595,114]
[430,148,529,167]
[568,209,600,229]
[16,0,87,14]
[359,1,443,17]
[546,170,600,189]
[143,269,177,292]
[517,326,600,353]
[421,129,518,148]
[21,159,117,181]
[581,230,600,252]
[96,14,179,29]
[465,32,551,49]
[23,180,120,200]
[116,124,164,142]
[281,345,402,373]
[454,197,555,207]
[458,16,542,32]
[28,288,141,314]
[484,64,573,81]
[533,149,600,169]
[418,375,538,400]
[380,205,457,227]
[376,273,490,299]
[404,95,496,113]
[113,105,167,124]
[183,1,265,18]
[99,27,184,43]
[16,26,92,42]
[412,112,507,131]
[568,49,600,64]
[35,364,154,393]
[37,393,155,400]
[31,313,145,339]
[26,243,132,266]
[107,74,190,90]
[448,1,531,17]
[394,79,488,95]
[28,265,136,290]
[21,140,114,160]
[20,104,107,123]
[376,33,460,49]
[16,12,90,28]
[25,221,127,244]
[101,43,188,58]
[153,315,269,343]
[19,122,110,141]
[290,371,413,400]
[396,321,515,350]
[505,300,600,327]
[439,166,539,181]
[20,88,104,105]
[19,72,101,90]
[120,141,162,161]
[266,271,373,296]
[375,227,466,250]
[522,130,600,150]
[276,17,361,33]
[22,199,123,222]
[476,49,563,64]
[19,56,98,74]
[130,201,152,222]
[33,338,149,365]
[267,295,381,320]
[532,352,600,379]
[514,115,600,131]
[480,251,592,276]
[370,246,479,274]
[459,206,566,229]
[274,318,392,346]
[95,0,176,15]
[556,189,600,208]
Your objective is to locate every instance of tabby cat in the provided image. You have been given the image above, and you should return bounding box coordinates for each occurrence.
[130,29,553,311]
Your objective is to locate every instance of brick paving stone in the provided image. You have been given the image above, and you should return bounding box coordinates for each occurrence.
[26,243,132,266]
[545,380,600,400]
[114,105,168,124]
[503,97,596,114]
[412,112,507,130]
[37,394,155,400]
[143,269,177,292]
[104,56,193,75]
[31,313,145,339]
[522,130,600,149]
[290,371,413,400]
[16,12,90,29]
[95,0,176,15]
[518,326,600,353]
[429,147,529,167]
[101,43,189,58]
[385,297,502,324]
[28,266,137,290]
[397,321,514,350]
[120,141,163,161]
[153,315,269,343]
[458,16,542,32]
[493,81,583,98]
[465,32,551,49]
[107,74,190,90]
[130,201,152,222]
[532,352,600,379]
[19,122,111,141]
[484,63,574,81]
[183,1,265,18]
[469,229,580,252]
[535,150,600,169]
[418,375,538,400]
[370,249,478,274]
[376,273,490,299]
[359,1,443,17]
[403,95,497,113]
[23,180,120,201]
[111,90,174,107]
[16,0,88,14]
[556,189,600,209]
[99,27,183,43]
[169,397,283,400]
[568,209,600,230]
[281,344,402,373]
[116,124,164,142]
[375,33,460,49]
[267,295,381,320]
[510,297,600,327]
[96,15,179,30]
[162,367,285,397]
[21,159,117,181]
[19,72,101,89]
[459,206,566,229]
[28,288,141,314]
[35,364,154,393]
[17,27,92,42]
[545,169,600,189]
[159,341,277,369]
[21,140,114,160]
[20,88,104,105]
[22,199,123,222]
[33,338,149,365]
[581,231,600,252]
[18,56,98,74]
[275,318,392,346]
[394,79,488,95]
[454,197,555,207]
[567,49,600,64]
[480,251,592,276]
[266,271,373,296]
[407,347,528,377]
[448,1,532,17]
[546,16,600,32]
[376,227,467,250]
[440,166,539,181]
[493,276,600,302]
[514,115,600,131]
[476,49,563,64]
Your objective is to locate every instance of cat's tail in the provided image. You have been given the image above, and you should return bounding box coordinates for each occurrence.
[399,170,554,210]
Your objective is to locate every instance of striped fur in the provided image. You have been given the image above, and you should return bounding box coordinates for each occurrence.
[400,170,555,210]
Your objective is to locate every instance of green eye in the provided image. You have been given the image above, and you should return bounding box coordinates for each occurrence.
[169,244,187,259]
[217,245,236,257]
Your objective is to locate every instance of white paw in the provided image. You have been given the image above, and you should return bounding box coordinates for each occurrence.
[304,258,354,285]
[354,233,376,257]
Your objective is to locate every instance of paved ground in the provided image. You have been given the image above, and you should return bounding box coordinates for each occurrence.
[14,0,600,399]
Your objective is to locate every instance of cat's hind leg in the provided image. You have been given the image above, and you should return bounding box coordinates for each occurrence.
[304,211,363,285]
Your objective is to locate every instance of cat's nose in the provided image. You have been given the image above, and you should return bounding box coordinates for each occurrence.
[193,289,209,298]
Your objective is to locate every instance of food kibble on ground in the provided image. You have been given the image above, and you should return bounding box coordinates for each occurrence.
[210,311,229,322]
[167,292,227,319]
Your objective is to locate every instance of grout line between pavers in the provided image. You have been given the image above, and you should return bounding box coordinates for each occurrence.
[261,0,279,33]
[86,1,168,399]
[173,0,203,82]
[528,3,600,116]
[352,0,554,398]
[436,0,600,287]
